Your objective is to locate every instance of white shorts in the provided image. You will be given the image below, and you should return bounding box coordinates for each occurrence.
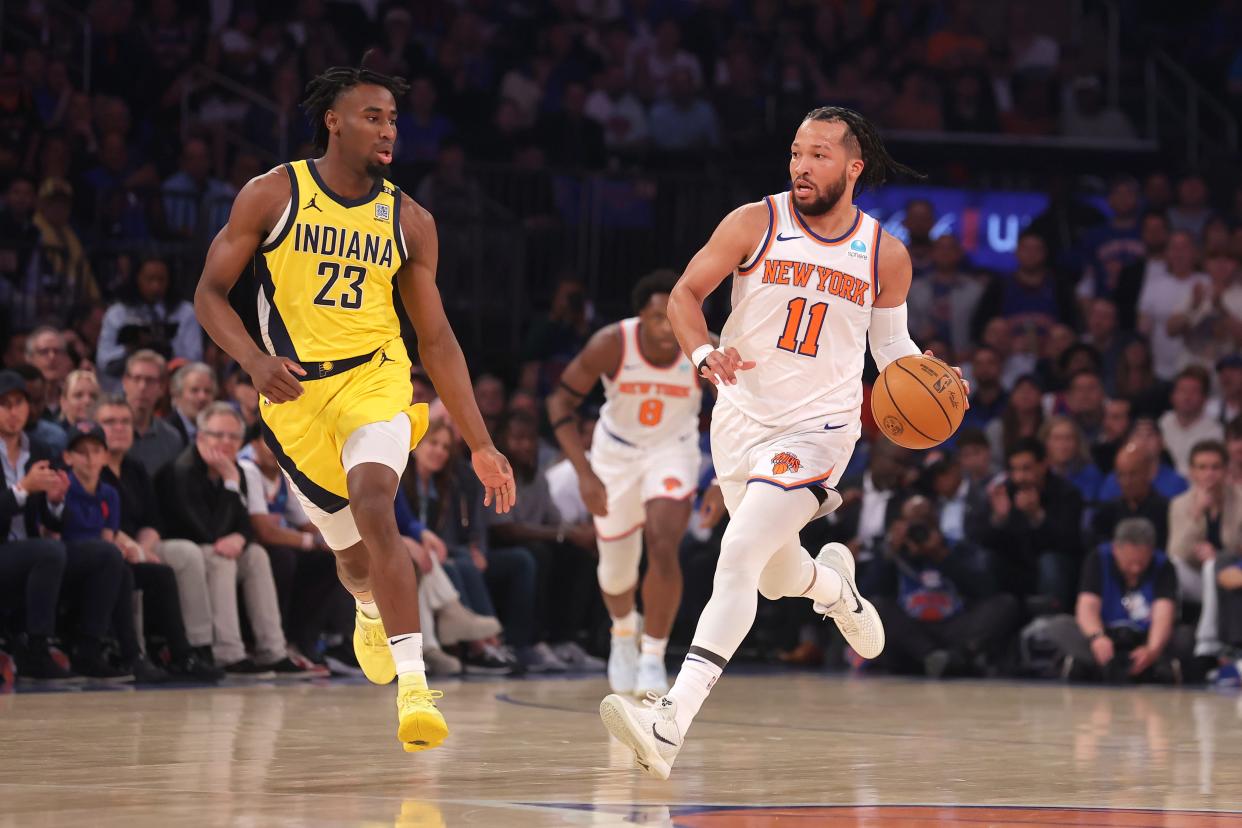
[285,414,412,551]
[589,424,702,540]
[710,397,858,517]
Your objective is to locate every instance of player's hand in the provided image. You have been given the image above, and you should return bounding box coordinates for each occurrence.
[923,349,970,407]
[699,347,755,386]
[1091,634,1115,667]
[244,354,305,404]
[698,483,726,529]
[421,528,449,563]
[579,470,609,517]
[473,446,516,514]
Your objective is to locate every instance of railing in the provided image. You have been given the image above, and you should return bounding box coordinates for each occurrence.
[1144,50,1240,168]
[0,0,92,92]
[179,64,288,166]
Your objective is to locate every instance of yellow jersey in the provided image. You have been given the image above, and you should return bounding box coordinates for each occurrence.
[255,159,406,364]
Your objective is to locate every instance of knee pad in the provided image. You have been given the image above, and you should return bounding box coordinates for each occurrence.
[596,530,643,596]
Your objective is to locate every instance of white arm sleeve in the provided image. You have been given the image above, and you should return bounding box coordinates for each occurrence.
[868,303,921,373]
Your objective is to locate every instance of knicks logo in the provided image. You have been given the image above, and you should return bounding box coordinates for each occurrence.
[663,477,682,492]
[771,452,802,475]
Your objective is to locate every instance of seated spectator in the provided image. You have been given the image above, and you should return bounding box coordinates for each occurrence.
[1169,252,1242,371]
[908,235,985,358]
[52,368,98,435]
[1078,179,1144,309]
[31,178,100,324]
[1168,173,1214,237]
[958,346,1006,434]
[95,394,221,680]
[975,437,1084,613]
[1091,442,1170,550]
[156,402,309,678]
[1212,356,1242,427]
[1200,544,1242,664]
[1061,76,1135,140]
[25,325,72,418]
[1093,397,1133,473]
[1081,300,1129,394]
[975,231,1078,333]
[123,349,185,476]
[822,439,913,575]
[474,373,507,437]
[1114,211,1170,332]
[164,362,216,444]
[630,18,702,101]
[1041,415,1103,507]
[1046,518,1189,683]
[1169,440,1239,605]
[956,426,996,486]
[1060,369,1107,444]
[97,256,203,390]
[537,82,607,171]
[1160,366,1224,476]
[1097,418,1189,502]
[12,364,67,452]
[585,64,648,156]
[1139,230,1210,381]
[902,199,937,278]
[1228,416,1242,488]
[920,453,984,546]
[1114,338,1169,420]
[520,278,591,396]
[50,422,171,683]
[986,374,1044,466]
[487,412,602,673]
[868,496,1021,677]
[648,68,721,154]
[161,137,233,240]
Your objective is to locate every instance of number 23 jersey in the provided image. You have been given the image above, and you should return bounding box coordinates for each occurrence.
[255,159,407,363]
[719,191,881,427]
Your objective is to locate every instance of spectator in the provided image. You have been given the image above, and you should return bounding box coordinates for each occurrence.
[156,402,309,678]
[1041,416,1104,506]
[53,369,99,436]
[395,77,455,165]
[520,278,592,396]
[1114,211,1171,332]
[585,64,648,156]
[977,437,1084,613]
[902,199,937,278]
[473,373,506,438]
[96,256,203,388]
[908,235,985,358]
[1168,173,1214,237]
[629,19,702,101]
[161,137,232,240]
[0,175,39,292]
[1160,366,1225,476]
[1202,537,1242,663]
[1094,397,1134,473]
[1098,418,1189,502]
[30,178,99,323]
[975,231,1078,334]
[986,374,1045,466]
[12,363,67,451]
[122,349,184,476]
[1047,518,1187,683]
[1091,442,1170,550]
[537,81,607,170]
[1139,230,1210,380]
[1079,178,1144,307]
[825,439,913,573]
[164,362,216,444]
[942,70,1000,133]
[884,70,944,132]
[1228,416,1242,488]
[1169,253,1242,371]
[1115,339,1168,420]
[920,453,986,546]
[1081,299,1128,392]
[1062,369,1107,444]
[648,68,721,154]
[25,325,72,417]
[1169,440,1239,605]
[1061,76,1135,140]
[869,496,1021,677]
[95,394,222,680]
[957,345,1006,433]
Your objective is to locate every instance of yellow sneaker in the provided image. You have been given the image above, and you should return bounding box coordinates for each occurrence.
[353,609,396,686]
[397,674,449,752]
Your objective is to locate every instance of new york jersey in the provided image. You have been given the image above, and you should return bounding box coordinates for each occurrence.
[598,317,701,447]
[719,192,881,427]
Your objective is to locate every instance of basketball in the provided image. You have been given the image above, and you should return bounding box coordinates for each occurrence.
[870,354,967,450]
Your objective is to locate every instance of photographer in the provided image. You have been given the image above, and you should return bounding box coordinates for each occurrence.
[868,497,1021,678]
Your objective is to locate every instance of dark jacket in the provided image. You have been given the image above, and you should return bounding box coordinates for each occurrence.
[156,446,252,544]
[975,471,1084,596]
[0,436,56,540]
[101,455,163,537]
[1090,490,1169,550]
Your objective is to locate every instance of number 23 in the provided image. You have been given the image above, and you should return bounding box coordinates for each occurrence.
[314,262,366,309]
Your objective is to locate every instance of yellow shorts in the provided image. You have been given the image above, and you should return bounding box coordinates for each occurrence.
[259,336,428,514]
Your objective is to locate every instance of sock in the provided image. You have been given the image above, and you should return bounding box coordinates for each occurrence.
[355,594,380,620]
[800,561,844,608]
[640,634,667,661]
[611,609,639,637]
[388,632,425,676]
[666,649,724,736]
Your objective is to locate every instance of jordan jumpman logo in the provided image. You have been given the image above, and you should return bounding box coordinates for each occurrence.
[304,193,323,212]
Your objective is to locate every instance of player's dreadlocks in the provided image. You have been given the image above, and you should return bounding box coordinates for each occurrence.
[302,61,410,152]
[803,106,925,190]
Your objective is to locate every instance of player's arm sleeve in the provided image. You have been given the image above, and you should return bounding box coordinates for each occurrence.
[867,303,921,373]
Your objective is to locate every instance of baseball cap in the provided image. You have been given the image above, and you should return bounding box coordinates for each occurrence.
[66,421,108,451]
[1217,354,1242,372]
[0,370,29,401]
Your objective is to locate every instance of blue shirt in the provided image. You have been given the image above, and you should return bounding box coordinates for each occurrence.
[1097,464,1188,502]
[62,473,120,542]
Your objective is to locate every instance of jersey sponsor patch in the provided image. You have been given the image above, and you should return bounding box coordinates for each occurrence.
[374,203,390,222]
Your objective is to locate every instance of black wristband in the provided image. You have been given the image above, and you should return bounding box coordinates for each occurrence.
[550,414,577,431]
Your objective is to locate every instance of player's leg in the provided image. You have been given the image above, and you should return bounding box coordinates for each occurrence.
[634,495,691,696]
[592,446,647,694]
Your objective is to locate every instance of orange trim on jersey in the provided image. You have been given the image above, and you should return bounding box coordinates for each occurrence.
[792,205,862,248]
[606,321,627,382]
[747,466,836,491]
[596,521,644,541]
[737,196,775,276]
[646,490,696,503]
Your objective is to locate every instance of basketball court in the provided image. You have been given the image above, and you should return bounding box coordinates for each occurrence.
[3,673,1240,826]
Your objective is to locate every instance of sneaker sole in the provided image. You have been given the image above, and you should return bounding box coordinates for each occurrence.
[399,716,449,752]
[816,544,885,660]
[599,694,671,780]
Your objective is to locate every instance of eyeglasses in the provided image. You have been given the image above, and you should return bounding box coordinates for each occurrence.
[98,417,132,428]
[32,346,67,357]
[124,374,162,386]
[201,429,243,442]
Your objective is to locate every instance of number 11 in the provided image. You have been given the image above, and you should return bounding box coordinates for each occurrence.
[776,297,827,357]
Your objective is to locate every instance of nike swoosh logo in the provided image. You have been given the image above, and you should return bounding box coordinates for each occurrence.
[846,583,864,614]
[776,233,803,242]
[823,423,846,430]
[652,723,677,746]
[389,635,412,645]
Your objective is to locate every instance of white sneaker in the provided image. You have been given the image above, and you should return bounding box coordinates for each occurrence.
[608,633,639,694]
[812,542,885,660]
[599,692,682,780]
[633,654,669,697]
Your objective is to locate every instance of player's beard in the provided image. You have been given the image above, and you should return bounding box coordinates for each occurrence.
[794,169,849,216]
[365,161,390,179]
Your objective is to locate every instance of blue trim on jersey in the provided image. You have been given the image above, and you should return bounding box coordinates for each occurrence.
[746,474,835,491]
[602,424,638,448]
[260,420,349,514]
[792,204,860,244]
[392,186,407,263]
[872,220,882,294]
[307,158,382,208]
[259,163,299,253]
[737,197,774,273]
[253,253,301,362]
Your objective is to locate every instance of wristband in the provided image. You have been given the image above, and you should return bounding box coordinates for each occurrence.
[691,344,716,372]
[550,414,577,431]
[1087,631,1105,642]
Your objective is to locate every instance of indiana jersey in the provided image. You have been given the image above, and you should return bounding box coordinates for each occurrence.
[255,159,407,363]
[719,192,881,426]
[598,317,702,447]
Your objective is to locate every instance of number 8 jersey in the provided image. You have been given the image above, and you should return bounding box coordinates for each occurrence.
[598,317,702,448]
[719,191,881,428]
[255,159,407,363]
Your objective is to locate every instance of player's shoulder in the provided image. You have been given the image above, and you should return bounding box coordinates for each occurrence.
[231,164,294,225]
[875,227,912,273]
[396,190,435,239]
[586,321,625,354]
[724,199,774,230]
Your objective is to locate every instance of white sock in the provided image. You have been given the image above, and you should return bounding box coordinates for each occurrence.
[356,598,380,620]
[801,561,844,607]
[611,609,639,637]
[388,632,425,675]
[667,652,722,736]
[640,634,667,661]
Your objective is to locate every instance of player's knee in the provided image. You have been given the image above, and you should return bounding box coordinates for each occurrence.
[596,532,642,595]
[349,491,395,532]
[644,539,680,577]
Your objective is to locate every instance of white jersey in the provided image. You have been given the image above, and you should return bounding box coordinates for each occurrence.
[598,317,702,448]
[719,192,881,427]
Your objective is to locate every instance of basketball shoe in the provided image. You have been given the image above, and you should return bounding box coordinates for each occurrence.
[812,542,885,660]
[397,673,449,752]
[353,609,396,685]
[633,656,669,697]
[599,692,682,780]
[608,628,640,694]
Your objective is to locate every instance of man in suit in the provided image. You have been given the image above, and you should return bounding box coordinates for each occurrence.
[164,361,217,445]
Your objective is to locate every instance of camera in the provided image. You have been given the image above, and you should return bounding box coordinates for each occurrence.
[906,522,932,545]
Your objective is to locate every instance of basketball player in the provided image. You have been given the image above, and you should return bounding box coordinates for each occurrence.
[194,66,515,752]
[599,107,968,778]
[547,270,703,697]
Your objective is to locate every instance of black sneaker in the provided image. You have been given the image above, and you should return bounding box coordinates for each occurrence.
[73,648,134,683]
[264,656,320,679]
[168,651,225,683]
[15,644,79,683]
[130,656,171,685]
[464,644,523,676]
[223,658,276,679]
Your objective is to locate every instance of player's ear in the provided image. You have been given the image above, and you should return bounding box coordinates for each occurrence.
[325,109,339,136]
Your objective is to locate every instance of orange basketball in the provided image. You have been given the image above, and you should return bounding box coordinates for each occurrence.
[870,354,967,450]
